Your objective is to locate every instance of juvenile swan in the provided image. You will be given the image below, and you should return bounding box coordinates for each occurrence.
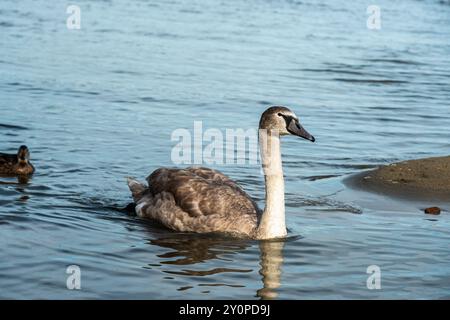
[127,106,315,239]
[0,145,35,175]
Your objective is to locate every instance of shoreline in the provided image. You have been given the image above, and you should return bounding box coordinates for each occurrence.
[345,156,450,202]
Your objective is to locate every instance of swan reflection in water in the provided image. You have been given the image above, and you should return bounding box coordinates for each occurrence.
[146,232,287,299]
[256,240,285,299]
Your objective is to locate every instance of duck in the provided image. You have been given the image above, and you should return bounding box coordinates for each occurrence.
[127,106,315,240]
[0,145,35,175]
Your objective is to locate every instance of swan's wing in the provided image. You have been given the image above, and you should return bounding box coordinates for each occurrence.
[185,167,238,186]
[185,167,261,210]
[128,170,258,236]
[134,189,257,236]
[147,167,260,218]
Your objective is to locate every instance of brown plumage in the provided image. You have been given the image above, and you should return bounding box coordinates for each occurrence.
[127,106,315,239]
[0,145,35,176]
[129,167,260,237]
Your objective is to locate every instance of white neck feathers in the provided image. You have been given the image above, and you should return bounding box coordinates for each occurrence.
[256,130,287,239]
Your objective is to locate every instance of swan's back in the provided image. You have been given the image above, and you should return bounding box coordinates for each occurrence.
[128,167,260,237]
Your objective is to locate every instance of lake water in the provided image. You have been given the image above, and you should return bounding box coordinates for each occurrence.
[1,0,450,299]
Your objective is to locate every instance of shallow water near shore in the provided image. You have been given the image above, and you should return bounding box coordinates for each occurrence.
[1,0,450,299]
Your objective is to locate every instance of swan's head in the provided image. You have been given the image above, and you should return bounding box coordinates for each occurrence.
[259,106,315,142]
[17,145,30,164]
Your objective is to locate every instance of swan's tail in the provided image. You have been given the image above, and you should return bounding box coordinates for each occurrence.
[127,177,147,202]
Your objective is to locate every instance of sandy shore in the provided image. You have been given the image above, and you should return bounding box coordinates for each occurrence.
[346,156,450,201]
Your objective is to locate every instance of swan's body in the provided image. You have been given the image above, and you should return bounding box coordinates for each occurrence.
[0,145,35,175]
[129,167,260,237]
[128,106,315,239]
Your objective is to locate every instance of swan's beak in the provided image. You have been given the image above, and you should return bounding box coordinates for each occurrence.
[287,120,315,142]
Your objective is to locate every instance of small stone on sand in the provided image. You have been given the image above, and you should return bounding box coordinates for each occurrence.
[424,207,441,215]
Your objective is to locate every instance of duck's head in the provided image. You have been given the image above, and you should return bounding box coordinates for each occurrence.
[259,106,315,142]
[17,145,31,164]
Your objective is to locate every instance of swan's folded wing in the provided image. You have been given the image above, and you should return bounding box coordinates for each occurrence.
[186,167,260,207]
[147,168,259,218]
[186,167,238,185]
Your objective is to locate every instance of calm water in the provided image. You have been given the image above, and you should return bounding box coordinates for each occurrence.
[1,0,450,299]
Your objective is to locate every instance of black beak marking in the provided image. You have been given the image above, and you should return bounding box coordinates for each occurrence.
[280,114,315,142]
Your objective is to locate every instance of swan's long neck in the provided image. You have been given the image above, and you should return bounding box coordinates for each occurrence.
[257,130,287,239]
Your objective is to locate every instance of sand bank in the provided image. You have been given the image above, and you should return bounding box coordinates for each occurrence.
[347,156,450,201]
